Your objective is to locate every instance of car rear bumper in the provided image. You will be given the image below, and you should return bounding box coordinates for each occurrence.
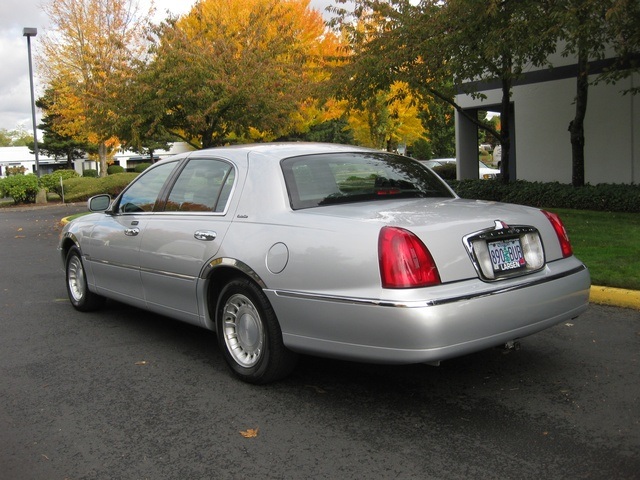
[267,258,590,364]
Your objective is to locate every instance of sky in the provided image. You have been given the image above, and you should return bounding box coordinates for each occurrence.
[0,0,333,134]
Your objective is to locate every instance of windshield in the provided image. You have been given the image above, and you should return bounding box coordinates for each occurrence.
[281,152,454,210]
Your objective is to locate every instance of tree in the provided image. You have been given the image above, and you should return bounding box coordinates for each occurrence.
[39,0,153,176]
[132,0,339,149]
[329,0,558,183]
[419,100,456,159]
[0,128,33,147]
[347,82,426,151]
[550,0,640,186]
[33,85,91,168]
[0,129,10,147]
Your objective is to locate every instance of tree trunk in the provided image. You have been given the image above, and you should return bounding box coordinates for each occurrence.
[500,76,512,184]
[569,46,588,187]
[99,142,108,177]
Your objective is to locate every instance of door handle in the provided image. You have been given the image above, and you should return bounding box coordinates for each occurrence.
[194,230,217,241]
[124,228,140,236]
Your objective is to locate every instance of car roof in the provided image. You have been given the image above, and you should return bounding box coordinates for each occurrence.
[208,142,379,158]
[156,142,387,166]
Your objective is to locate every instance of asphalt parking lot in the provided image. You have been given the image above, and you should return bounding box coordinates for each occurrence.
[1,203,639,479]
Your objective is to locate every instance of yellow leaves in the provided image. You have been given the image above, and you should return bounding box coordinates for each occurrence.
[288,98,348,135]
[347,82,426,150]
[239,427,259,438]
[39,0,154,154]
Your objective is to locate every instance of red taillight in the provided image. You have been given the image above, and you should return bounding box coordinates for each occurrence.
[378,226,441,288]
[542,210,573,258]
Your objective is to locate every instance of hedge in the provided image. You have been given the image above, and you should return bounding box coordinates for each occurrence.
[39,170,79,197]
[450,180,640,213]
[61,172,138,202]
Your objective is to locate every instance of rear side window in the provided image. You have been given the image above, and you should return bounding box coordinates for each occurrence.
[281,152,454,210]
[165,158,235,213]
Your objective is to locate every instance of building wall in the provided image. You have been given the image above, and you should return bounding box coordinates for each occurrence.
[456,70,639,184]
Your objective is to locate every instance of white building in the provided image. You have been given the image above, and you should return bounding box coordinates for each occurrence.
[0,142,193,178]
[454,50,639,185]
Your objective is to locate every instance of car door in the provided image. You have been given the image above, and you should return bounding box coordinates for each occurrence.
[86,160,180,306]
[138,157,237,324]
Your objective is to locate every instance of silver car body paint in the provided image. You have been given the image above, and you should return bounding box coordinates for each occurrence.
[60,143,590,365]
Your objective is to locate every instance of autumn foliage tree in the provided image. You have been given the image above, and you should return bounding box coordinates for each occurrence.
[128,0,340,149]
[34,83,92,168]
[38,0,153,176]
[347,82,426,151]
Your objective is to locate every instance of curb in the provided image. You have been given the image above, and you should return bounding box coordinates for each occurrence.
[590,286,640,310]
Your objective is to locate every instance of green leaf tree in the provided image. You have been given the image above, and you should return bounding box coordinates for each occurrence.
[0,127,34,147]
[549,0,640,186]
[329,0,558,183]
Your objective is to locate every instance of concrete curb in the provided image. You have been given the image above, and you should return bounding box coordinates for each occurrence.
[590,286,640,310]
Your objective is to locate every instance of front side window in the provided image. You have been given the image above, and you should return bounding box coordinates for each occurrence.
[164,158,235,213]
[281,152,454,210]
[117,161,178,213]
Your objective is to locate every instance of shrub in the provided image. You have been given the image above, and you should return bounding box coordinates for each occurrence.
[107,165,125,174]
[134,163,152,173]
[6,166,27,176]
[39,170,79,196]
[83,169,99,177]
[433,163,457,180]
[62,172,138,202]
[100,173,139,197]
[449,180,640,213]
[1,174,40,204]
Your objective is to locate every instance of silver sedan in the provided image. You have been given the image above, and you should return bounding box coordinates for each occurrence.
[59,143,590,383]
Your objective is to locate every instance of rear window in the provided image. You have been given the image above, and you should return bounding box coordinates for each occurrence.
[281,152,454,210]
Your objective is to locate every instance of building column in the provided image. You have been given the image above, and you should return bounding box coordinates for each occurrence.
[455,110,479,180]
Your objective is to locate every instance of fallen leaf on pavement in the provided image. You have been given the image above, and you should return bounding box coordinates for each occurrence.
[240,428,259,438]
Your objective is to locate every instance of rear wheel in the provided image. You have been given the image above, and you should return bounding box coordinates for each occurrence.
[217,278,297,384]
[65,246,105,312]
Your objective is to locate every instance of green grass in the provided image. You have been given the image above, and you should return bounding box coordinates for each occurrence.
[550,209,640,290]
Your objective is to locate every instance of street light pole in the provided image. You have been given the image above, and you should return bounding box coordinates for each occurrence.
[23,27,40,177]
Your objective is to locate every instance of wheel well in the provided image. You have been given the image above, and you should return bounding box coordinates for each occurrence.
[60,237,78,263]
[206,266,259,333]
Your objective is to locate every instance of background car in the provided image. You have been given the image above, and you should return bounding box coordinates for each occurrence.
[490,144,502,168]
[60,143,590,383]
[420,158,500,180]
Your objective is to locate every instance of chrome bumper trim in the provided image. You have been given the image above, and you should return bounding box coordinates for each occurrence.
[272,264,588,308]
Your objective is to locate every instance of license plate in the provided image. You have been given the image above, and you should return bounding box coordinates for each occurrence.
[488,238,526,272]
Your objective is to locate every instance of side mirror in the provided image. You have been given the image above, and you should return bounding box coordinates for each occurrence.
[88,194,112,212]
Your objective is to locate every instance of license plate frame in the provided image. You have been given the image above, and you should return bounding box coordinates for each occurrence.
[487,237,527,273]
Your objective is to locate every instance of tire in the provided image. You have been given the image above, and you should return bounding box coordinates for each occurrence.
[217,278,298,384]
[65,246,106,312]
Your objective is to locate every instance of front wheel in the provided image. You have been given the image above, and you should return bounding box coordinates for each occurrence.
[65,246,105,312]
[217,278,297,384]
